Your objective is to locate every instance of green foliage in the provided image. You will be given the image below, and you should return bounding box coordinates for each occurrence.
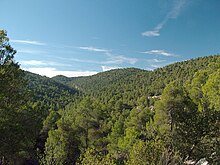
[54,55,220,101]
[186,70,210,104]
[26,72,79,110]
[0,30,43,164]
[44,55,220,164]
[153,69,220,164]
[0,30,16,65]
[80,148,116,165]
[43,129,67,165]
[43,110,61,131]
[126,140,164,165]
[43,114,81,164]
[203,69,220,110]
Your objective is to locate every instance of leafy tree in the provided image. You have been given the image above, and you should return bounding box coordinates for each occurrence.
[79,148,115,165]
[43,111,82,165]
[43,97,108,164]
[43,109,61,131]
[153,73,220,164]
[154,81,197,163]
[126,140,164,165]
[107,114,125,152]
[202,69,220,110]
[0,30,16,65]
[0,30,42,164]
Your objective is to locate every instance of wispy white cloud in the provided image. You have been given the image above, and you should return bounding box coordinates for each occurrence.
[68,53,137,65]
[153,58,166,62]
[69,58,99,64]
[142,49,176,57]
[142,0,188,37]
[77,45,138,65]
[23,67,98,78]
[142,30,160,37]
[20,60,47,66]
[18,48,47,54]
[168,0,188,18]
[104,55,138,65]
[101,66,122,72]
[146,58,166,63]
[11,39,46,46]
[79,46,111,53]
[20,60,71,67]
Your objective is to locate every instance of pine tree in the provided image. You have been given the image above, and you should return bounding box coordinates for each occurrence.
[0,30,40,164]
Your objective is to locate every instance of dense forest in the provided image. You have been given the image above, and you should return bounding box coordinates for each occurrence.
[0,30,219,165]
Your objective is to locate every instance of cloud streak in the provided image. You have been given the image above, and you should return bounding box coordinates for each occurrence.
[20,60,47,66]
[69,55,137,65]
[79,46,111,53]
[20,60,71,67]
[77,45,138,65]
[104,55,138,65]
[18,48,47,55]
[11,39,46,45]
[146,58,166,63]
[142,49,176,57]
[23,67,98,78]
[142,0,188,37]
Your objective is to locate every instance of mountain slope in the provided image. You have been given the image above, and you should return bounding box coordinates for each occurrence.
[25,72,79,109]
[52,55,220,104]
[46,55,220,164]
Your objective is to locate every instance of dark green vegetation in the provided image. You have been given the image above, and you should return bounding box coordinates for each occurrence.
[0,30,219,164]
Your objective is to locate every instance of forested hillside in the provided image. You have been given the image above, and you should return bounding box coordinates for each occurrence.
[0,29,219,164]
[48,55,220,165]
[25,72,79,110]
[53,55,220,105]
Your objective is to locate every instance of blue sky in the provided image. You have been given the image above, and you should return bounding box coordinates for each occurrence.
[1,0,220,77]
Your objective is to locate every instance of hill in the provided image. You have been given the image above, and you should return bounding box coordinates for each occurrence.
[25,71,79,110]
[52,55,220,104]
[44,54,220,164]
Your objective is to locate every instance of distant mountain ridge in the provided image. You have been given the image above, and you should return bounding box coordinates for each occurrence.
[24,54,220,107]
[51,55,220,102]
